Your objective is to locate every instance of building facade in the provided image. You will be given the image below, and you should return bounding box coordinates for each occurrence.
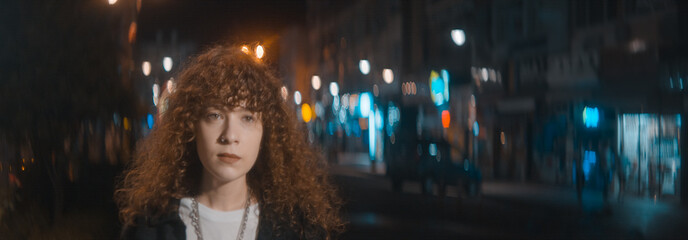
[280,0,688,203]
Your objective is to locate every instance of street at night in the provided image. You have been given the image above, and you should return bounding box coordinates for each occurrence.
[329,159,687,239]
[3,0,688,239]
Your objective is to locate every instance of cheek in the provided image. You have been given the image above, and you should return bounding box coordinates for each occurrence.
[248,129,263,157]
[195,139,209,162]
[194,127,213,160]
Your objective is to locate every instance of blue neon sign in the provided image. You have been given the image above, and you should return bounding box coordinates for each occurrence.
[583,107,599,128]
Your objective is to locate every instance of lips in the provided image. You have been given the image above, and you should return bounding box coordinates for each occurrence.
[217,153,241,164]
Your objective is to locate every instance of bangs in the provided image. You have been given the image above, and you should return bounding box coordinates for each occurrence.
[204,77,267,114]
[174,45,278,118]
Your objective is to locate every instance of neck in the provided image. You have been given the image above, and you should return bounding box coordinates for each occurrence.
[196,173,250,212]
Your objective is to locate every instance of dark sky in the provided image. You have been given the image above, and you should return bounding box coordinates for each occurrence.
[137,0,307,46]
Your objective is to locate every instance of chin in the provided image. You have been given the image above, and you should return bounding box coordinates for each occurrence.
[212,169,247,183]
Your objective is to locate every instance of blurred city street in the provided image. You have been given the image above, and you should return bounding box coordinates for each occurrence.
[3,0,688,239]
[331,152,687,239]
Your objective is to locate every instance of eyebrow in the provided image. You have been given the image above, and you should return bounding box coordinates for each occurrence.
[207,106,256,113]
[232,107,252,112]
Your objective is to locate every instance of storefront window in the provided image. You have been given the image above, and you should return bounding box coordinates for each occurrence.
[618,114,681,197]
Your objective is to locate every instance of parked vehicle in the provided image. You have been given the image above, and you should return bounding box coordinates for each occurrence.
[385,103,481,197]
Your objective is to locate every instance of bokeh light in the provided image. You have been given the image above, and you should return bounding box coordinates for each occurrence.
[330,82,339,96]
[369,113,376,160]
[312,75,321,90]
[163,57,173,72]
[359,60,370,75]
[280,86,288,101]
[442,110,450,128]
[473,121,479,137]
[583,106,599,128]
[152,84,160,106]
[360,92,372,117]
[147,114,154,129]
[315,102,324,119]
[128,22,137,44]
[451,29,466,46]
[294,91,302,105]
[166,79,175,94]
[383,68,394,84]
[142,61,151,76]
[256,45,265,59]
[301,103,312,123]
[332,95,340,112]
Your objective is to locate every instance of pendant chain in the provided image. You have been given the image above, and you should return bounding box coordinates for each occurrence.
[191,190,251,240]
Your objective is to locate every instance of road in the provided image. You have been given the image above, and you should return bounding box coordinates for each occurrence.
[330,164,687,240]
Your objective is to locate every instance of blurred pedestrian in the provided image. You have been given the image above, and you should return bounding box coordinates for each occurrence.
[599,140,611,211]
[615,144,626,203]
[116,44,344,240]
[574,142,584,205]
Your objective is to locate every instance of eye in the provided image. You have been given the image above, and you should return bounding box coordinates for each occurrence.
[206,112,222,120]
[242,114,255,122]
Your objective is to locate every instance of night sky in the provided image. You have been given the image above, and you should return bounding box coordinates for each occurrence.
[137,0,307,47]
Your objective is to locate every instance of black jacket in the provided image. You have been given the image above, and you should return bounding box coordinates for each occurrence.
[121,199,326,240]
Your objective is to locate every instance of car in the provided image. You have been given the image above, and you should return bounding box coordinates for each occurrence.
[384,104,482,198]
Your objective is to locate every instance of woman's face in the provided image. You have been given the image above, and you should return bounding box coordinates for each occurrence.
[195,106,263,184]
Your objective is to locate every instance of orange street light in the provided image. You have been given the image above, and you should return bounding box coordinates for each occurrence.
[255,45,265,59]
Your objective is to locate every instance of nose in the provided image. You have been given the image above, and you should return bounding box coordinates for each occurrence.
[218,116,239,145]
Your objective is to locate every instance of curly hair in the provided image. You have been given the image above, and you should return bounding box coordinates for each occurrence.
[115,44,344,237]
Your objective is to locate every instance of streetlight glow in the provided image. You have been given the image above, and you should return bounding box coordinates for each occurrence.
[108,0,117,5]
[359,60,370,75]
[163,57,173,72]
[280,86,288,101]
[152,84,160,106]
[294,91,302,105]
[166,79,175,94]
[312,75,321,90]
[142,61,151,76]
[256,45,264,59]
[360,92,372,117]
[241,45,250,54]
[383,68,394,84]
[329,82,339,96]
[451,29,466,46]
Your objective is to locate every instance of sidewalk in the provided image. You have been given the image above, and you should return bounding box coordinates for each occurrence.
[332,152,386,176]
[330,153,688,239]
[484,180,688,239]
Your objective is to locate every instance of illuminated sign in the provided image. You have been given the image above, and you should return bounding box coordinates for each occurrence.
[429,70,450,106]
[583,107,599,128]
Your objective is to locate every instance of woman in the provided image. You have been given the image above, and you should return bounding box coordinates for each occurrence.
[115,44,344,239]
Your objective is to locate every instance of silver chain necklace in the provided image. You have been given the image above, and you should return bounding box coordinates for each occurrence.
[191,192,251,240]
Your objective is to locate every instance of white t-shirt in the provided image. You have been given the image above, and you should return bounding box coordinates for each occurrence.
[179,197,260,240]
